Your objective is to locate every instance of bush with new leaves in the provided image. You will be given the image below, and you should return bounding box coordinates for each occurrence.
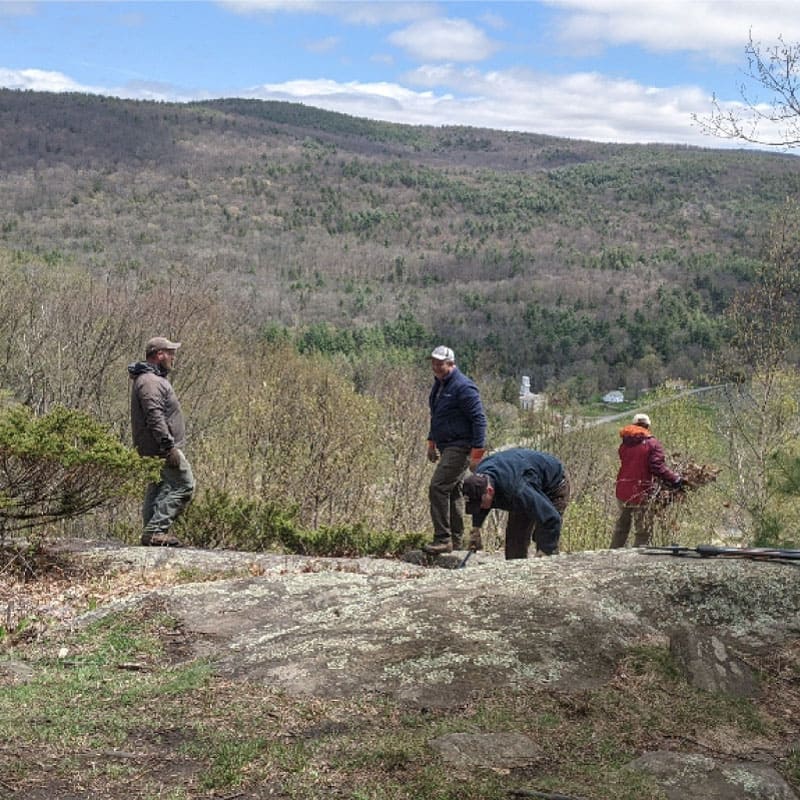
[0,403,158,536]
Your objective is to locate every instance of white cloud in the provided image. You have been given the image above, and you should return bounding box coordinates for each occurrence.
[217,1,438,25]
[543,0,800,59]
[218,1,331,14]
[400,65,716,142]
[0,68,205,103]
[479,12,508,32]
[389,18,499,62]
[0,67,93,93]
[241,68,724,145]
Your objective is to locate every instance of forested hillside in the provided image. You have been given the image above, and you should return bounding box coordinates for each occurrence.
[1,89,799,393]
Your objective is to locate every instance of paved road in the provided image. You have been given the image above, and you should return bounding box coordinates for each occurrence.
[584,384,726,427]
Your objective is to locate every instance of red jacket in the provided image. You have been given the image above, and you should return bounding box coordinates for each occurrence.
[615,425,679,504]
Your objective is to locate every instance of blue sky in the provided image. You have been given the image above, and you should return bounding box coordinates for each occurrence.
[1,1,798,147]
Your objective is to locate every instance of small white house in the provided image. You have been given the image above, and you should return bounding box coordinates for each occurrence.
[602,390,625,404]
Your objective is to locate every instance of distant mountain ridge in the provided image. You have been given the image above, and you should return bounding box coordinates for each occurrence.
[1,88,797,388]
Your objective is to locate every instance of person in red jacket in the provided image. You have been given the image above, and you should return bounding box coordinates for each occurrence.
[611,413,682,548]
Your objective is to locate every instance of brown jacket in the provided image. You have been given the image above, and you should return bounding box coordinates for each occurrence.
[128,362,186,457]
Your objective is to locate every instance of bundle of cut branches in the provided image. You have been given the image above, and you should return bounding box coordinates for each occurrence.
[649,455,720,510]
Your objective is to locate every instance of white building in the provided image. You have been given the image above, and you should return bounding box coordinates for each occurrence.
[602,390,625,404]
[520,376,547,411]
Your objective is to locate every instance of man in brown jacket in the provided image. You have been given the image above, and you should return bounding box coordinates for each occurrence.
[128,336,195,546]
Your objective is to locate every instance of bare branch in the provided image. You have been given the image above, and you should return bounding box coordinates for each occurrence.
[694,32,800,148]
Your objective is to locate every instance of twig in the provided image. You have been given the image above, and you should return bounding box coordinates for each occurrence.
[650,456,719,511]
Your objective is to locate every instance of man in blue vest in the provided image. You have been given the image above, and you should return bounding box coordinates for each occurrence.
[423,346,487,555]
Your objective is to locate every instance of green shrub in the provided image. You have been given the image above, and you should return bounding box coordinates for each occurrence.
[174,489,299,551]
[0,403,156,536]
[278,522,425,558]
[561,493,615,552]
[174,490,425,557]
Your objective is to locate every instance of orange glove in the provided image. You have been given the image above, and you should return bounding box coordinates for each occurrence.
[469,448,485,470]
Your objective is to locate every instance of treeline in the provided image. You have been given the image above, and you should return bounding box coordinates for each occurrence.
[0,249,696,552]
[3,214,800,553]
[1,90,799,392]
[0,251,436,539]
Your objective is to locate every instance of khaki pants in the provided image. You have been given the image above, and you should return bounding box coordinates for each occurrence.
[611,499,654,548]
[428,446,470,546]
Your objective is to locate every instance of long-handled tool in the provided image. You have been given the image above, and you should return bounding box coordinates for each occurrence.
[458,549,475,569]
[642,544,800,563]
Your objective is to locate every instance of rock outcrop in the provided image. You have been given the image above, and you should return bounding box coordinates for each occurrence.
[71,545,800,709]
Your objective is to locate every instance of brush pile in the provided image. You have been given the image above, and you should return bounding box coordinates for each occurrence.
[650,455,720,510]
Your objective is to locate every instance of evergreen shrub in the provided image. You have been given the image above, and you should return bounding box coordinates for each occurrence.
[0,403,155,537]
[174,489,300,551]
[174,490,425,557]
[280,521,425,558]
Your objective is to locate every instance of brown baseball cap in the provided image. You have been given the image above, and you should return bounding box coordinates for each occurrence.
[145,336,181,356]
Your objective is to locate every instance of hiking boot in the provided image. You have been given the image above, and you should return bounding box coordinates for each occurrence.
[422,540,452,555]
[143,532,182,547]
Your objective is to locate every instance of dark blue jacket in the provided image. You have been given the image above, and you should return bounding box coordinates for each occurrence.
[428,367,487,451]
[471,448,565,552]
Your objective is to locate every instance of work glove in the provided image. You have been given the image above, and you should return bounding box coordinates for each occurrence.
[426,440,439,463]
[468,528,483,552]
[164,447,182,468]
[469,447,486,471]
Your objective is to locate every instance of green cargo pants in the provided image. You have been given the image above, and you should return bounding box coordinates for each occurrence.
[142,449,196,536]
[428,445,470,548]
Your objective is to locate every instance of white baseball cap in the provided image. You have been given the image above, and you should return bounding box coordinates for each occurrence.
[633,413,651,427]
[431,346,455,362]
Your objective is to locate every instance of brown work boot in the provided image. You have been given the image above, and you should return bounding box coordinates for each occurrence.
[422,540,453,555]
[145,532,182,547]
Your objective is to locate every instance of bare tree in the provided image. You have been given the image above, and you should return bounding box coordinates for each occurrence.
[695,32,800,147]
[714,201,800,543]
